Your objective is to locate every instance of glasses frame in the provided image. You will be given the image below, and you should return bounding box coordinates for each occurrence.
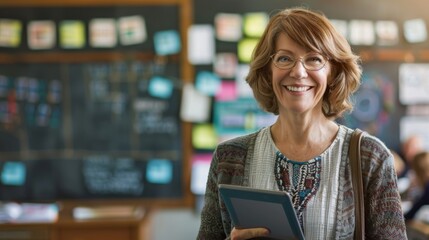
[270,51,329,71]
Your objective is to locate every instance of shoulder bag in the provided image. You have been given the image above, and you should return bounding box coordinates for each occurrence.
[349,128,365,240]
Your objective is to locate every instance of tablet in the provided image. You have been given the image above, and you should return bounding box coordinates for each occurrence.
[219,184,305,240]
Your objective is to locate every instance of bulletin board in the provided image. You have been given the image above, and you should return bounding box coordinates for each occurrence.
[192,0,429,153]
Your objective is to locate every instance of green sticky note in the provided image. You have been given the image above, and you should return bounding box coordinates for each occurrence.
[192,124,217,150]
[60,20,85,49]
[243,12,269,38]
[237,38,259,63]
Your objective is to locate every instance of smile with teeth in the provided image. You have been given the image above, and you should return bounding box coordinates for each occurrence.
[286,86,311,92]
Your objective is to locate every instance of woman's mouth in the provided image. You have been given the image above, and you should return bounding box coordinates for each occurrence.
[286,86,311,92]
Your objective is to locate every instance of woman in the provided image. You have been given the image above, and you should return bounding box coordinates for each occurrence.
[197,7,406,240]
[405,151,429,220]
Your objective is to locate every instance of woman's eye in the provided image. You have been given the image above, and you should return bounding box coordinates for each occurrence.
[277,56,292,62]
[307,56,323,63]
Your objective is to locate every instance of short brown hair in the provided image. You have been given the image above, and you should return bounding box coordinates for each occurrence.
[246,7,362,118]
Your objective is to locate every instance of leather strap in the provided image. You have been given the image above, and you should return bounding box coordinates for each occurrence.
[349,129,365,240]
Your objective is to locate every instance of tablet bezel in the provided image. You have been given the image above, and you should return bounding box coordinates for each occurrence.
[219,184,305,240]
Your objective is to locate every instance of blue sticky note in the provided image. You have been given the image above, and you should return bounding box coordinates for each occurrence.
[153,30,181,55]
[148,76,173,99]
[195,71,221,96]
[1,161,26,186]
[146,159,173,184]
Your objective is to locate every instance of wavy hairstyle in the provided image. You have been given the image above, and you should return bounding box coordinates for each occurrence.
[246,7,362,118]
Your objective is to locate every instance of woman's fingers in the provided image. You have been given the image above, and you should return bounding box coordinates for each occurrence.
[230,227,270,240]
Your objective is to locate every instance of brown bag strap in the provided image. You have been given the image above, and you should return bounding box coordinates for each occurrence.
[349,128,365,240]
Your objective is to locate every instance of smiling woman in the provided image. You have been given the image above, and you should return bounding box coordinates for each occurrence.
[197,7,407,240]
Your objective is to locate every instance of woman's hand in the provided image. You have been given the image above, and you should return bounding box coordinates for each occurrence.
[230,227,270,240]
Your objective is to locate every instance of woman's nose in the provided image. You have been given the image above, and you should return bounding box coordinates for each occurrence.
[289,59,308,79]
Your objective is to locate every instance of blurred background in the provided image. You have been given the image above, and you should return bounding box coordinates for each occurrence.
[1,0,429,239]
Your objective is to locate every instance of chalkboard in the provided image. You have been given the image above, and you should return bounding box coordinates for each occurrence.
[0,4,186,202]
[0,157,182,201]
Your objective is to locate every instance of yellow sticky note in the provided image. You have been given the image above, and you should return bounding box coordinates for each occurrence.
[237,38,259,63]
[243,12,269,38]
[192,124,218,150]
[60,20,85,49]
[0,19,22,47]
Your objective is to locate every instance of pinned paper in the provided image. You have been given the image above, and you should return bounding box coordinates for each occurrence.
[214,13,242,42]
[188,24,215,65]
[216,81,237,102]
[400,116,429,151]
[148,76,173,99]
[153,30,181,55]
[236,64,253,98]
[146,159,173,184]
[375,21,399,46]
[349,20,375,46]
[330,19,348,39]
[192,124,218,149]
[118,15,146,45]
[214,53,238,78]
[399,64,429,104]
[243,12,269,38]
[195,71,221,96]
[0,19,22,47]
[191,154,212,194]
[27,20,56,50]
[180,83,211,122]
[60,20,85,49]
[1,161,26,186]
[89,18,117,48]
[404,19,427,43]
[237,38,259,63]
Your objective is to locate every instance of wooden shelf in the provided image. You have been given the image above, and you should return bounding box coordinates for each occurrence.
[0,52,179,64]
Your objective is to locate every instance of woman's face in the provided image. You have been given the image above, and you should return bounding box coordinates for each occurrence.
[271,33,330,117]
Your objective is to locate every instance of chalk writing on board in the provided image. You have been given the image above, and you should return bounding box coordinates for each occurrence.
[83,156,144,195]
[134,98,179,134]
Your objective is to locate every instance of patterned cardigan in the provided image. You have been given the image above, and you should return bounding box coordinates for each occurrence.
[197,127,407,240]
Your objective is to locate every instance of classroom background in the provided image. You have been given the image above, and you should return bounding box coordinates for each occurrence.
[1,0,429,239]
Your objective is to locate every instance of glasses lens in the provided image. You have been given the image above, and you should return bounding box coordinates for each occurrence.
[303,54,326,71]
[271,51,326,71]
[272,52,294,69]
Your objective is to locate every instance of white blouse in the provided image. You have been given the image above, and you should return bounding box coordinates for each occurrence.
[247,125,347,240]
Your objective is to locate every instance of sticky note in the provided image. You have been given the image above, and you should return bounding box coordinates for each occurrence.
[349,20,375,46]
[188,24,215,65]
[1,161,26,186]
[404,19,427,43]
[118,15,146,45]
[146,159,173,184]
[215,13,242,42]
[237,38,259,63]
[154,30,181,55]
[28,20,56,50]
[192,124,217,149]
[180,83,211,123]
[215,81,237,102]
[214,53,238,78]
[148,76,173,99]
[195,71,221,96]
[60,20,85,49]
[243,12,269,38]
[89,18,117,48]
[0,19,22,47]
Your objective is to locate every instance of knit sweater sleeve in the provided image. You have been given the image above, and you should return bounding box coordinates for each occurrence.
[361,135,408,239]
[196,133,255,240]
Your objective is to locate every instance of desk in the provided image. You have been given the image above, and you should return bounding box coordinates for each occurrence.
[0,207,152,240]
[407,220,429,240]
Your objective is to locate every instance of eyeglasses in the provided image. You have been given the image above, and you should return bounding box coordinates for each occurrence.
[270,50,328,71]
